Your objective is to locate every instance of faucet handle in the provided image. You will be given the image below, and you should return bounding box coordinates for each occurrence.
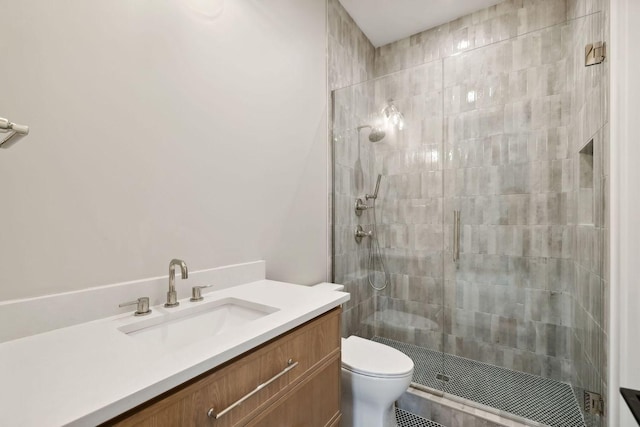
[190,285,214,302]
[119,297,152,316]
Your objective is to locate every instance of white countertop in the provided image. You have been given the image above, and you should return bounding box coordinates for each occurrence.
[0,280,349,427]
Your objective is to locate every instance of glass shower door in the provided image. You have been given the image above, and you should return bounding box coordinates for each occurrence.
[442,12,607,427]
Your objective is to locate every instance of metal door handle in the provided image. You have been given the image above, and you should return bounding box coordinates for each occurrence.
[207,359,298,419]
[453,210,461,263]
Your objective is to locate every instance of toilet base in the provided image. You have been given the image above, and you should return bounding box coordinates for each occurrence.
[342,397,398,427]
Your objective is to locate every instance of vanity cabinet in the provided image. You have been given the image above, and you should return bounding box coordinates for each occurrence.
[105,307,341,427]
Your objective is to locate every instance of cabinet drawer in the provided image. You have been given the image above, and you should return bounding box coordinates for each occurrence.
[245,356,341,427]
[109,308,341,427]
[190,343,292,426]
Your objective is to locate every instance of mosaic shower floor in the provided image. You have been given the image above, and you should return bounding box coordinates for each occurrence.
[396,407,445,427]
[373,337,585,427]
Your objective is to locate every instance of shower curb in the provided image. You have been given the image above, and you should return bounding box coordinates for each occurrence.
[399,386,533,427]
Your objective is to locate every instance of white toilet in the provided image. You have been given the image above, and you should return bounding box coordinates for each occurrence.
[341,336,414,427]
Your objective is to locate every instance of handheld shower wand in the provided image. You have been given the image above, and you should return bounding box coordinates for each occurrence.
[366,174,382,200]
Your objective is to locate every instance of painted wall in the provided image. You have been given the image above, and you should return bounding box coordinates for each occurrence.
[0,0,328,301]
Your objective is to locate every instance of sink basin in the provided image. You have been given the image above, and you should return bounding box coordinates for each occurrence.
[118,297,279,350]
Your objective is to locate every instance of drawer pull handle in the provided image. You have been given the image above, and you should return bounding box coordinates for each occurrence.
[207,359,298,420]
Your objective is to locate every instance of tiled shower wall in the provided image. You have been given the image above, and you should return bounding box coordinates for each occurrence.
[327,0,377,338]
[373,0,568,79]
[330,0,608,423]
[327,0,374,92]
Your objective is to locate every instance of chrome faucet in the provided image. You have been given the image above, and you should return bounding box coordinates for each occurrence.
[165,259,188,307]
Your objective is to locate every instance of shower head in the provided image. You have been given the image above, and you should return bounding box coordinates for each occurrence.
[357,124,386,142]
[368,127,386,142]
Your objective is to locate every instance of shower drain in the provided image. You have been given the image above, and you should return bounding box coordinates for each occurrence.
[435,373,450,382]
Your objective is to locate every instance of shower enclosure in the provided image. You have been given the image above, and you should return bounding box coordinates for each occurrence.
[332,9,608,427]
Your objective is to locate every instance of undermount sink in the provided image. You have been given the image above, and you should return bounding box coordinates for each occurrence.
[118,297,279,350]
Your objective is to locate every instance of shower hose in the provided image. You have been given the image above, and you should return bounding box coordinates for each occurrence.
[367,200,388,291]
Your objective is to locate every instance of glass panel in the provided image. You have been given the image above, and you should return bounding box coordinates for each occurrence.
[332,79,378,340]
[331,61,447,392]
[442,12,606,426]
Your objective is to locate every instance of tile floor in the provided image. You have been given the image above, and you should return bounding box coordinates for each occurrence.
[396,407,445,427]
[374,337,586,427]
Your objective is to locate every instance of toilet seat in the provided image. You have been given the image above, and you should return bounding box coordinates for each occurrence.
[342,336,414,378]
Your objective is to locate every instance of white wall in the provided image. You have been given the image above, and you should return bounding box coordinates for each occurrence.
[611,0,640,424]
[0,0,328,301]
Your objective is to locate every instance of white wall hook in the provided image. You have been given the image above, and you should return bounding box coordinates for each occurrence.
[0,117,29,148]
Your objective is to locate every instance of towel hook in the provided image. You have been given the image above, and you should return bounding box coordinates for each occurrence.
[0,117,29,148]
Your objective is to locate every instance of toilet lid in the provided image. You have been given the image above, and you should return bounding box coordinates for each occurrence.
[341,336,414,378]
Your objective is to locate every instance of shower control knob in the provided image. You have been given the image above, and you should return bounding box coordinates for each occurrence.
[354,225,373,244]
[355,198,369,216]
